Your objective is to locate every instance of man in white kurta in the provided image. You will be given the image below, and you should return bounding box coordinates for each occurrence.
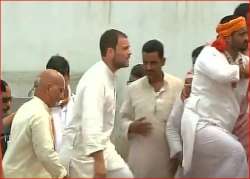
[46,55,75,152]
[120,39,182,178]
[167,46,204,167]
[59,29,133,178]
[3,70,67,178]
[166,72,192,162]
[181,16,249,178]
[51,93,74,152]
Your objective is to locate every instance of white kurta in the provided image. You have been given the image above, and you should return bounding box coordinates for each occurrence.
[3,97,67,178]
[59,61,127,178]
[181,46,249,177]
[166,95,184,159]
[51,92,75,152]
[120,73,183,178]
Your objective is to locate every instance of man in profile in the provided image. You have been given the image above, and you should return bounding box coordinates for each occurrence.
[3,70,67,178]
[59,29,133,178]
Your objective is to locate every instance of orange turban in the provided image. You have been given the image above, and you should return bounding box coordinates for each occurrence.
[216,16,246,38]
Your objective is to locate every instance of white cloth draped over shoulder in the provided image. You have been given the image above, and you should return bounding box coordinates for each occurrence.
[181,46,249,177]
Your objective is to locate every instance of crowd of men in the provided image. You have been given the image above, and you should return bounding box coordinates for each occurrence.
[0,3,249,178]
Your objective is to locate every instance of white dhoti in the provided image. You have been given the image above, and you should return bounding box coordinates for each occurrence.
[180,45,249,178]
[183,125,248,178]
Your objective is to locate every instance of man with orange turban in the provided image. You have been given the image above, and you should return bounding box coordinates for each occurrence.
[180,15,249,178]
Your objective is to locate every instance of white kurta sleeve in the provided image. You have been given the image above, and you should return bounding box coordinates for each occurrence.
[31,114,67,178]
[81,82,106,156]
[119,88,134,143]
[166,96,184,159]
[196,47,240,83]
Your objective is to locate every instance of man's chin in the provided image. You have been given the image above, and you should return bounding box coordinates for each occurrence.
[119,63,129,69]
[124,64,129,68]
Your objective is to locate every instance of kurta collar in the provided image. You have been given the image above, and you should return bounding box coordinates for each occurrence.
[224,51,243,65]
[100,60,116,81]
[145,72,169,93]
[33,96,50,113]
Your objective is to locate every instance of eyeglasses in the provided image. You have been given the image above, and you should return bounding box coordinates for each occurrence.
[2,96,12,103]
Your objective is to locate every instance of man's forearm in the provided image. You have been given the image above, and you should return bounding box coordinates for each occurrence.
[90,150,104,161]
[90,150,106,178]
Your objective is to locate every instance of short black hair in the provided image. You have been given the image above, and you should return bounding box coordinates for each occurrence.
[142,39,164,58]
[130,64,145,78]
[99,29,127,57]
[234,3,249,19]
[220,14,240,24]
[1,80,8,92]
[46,55,70,76]
[191,45,205,65]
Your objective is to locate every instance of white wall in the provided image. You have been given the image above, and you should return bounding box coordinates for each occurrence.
[2,1,242,73]
[1,0,246,159]
[2,1,244,98]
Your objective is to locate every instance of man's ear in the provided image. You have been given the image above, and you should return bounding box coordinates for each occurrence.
[106,48,115,58]
[47,83,53,93]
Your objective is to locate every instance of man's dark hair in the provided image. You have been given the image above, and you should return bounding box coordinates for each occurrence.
[130,64,145,78]
[220,14,240,24]
[191,45,205,65]
[99,29,127,57]
[234,3,249,19]
[46,55,70,76]
[142,39,164,58]
[0,80,8,92]
[127,64,145,83]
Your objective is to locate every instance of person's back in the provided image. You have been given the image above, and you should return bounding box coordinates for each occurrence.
[3,97,52,177]
[3,69,67,178]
